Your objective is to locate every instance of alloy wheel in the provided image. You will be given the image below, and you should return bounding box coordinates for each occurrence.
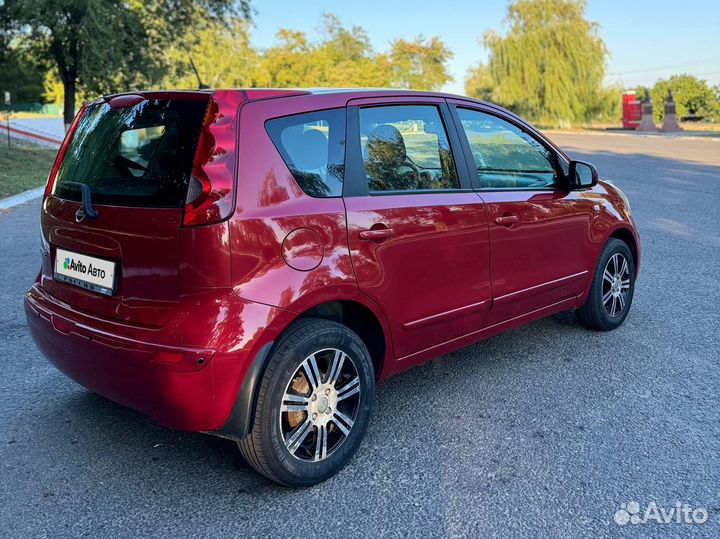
[279,348,361,462]
[602,253,631,317]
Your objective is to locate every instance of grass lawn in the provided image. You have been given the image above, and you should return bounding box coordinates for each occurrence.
[9,112,61,119]
[0,141,57,199]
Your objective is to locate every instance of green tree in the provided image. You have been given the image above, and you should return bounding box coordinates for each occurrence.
[464,63,494,101]
[1,0,249,128]
[258,15,386,88]
[258,14,452,90]
[712,85,720,122]
[476,0,608,125]
[162,18,258,89]
[385,36,453,90]
[651,74,719,123]
[0,34,46,103]
[257,28,330,87]
[591,84,622,123]
[313,14,389,87]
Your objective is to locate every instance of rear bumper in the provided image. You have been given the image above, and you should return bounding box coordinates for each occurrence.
[24,284,280,432]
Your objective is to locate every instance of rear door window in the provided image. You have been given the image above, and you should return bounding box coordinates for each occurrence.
[358,105,459,192]
[266,108,345,197]
[54,97,209,207]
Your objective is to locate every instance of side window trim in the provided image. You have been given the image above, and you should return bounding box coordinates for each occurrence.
[443,100,479,191]
[439,101,474,191]
[343,102,472,197]
[448,104,568,192]
[343,105,367,197]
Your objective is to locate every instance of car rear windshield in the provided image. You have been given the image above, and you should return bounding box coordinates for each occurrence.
[53,96,209,208]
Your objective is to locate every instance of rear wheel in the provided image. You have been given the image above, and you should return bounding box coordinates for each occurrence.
[238,318,375,487]
[577,238,635,331]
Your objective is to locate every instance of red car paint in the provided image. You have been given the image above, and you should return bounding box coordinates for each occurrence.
[24,89,640,437]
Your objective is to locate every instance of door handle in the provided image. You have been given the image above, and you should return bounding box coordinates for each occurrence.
[495,215,518,226]
[359,227,394,241]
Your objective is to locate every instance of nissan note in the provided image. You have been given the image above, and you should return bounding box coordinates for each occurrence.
[25,88,640,486]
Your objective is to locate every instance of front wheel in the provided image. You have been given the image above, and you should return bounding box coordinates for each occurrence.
[577,238,636,331]
[238,318,375,487]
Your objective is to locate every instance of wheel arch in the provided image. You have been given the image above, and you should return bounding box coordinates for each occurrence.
[295,299,387,380]
[214,297,390,441]
[609,226,640,276]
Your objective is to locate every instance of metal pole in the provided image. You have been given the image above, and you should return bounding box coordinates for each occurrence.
[4,92,11,148]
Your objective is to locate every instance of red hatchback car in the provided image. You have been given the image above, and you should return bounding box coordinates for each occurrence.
[25,88,639,486]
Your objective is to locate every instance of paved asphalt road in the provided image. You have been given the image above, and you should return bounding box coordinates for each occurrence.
[1,132,719,538]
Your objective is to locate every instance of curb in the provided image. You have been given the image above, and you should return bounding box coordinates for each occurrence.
[545,129,720,142]
[0,187,45,210]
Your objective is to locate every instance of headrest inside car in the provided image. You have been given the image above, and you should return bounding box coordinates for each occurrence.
[366,124,406,168]
[292,129,328,171]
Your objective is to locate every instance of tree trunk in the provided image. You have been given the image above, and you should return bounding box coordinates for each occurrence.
[62,77,76,132]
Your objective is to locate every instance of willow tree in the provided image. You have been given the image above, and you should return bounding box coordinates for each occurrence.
[465,63,494,102]
[477,0,608,124]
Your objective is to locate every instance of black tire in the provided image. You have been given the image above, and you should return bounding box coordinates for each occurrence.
[238,317,375,487]
[577,238,636,331]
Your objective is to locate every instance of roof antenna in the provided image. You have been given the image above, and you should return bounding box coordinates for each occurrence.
[188,56,210,90]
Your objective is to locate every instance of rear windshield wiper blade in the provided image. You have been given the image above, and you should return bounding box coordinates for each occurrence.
[62,181,99,220]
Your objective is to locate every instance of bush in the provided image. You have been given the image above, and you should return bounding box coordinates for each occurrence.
[651,75,720,123]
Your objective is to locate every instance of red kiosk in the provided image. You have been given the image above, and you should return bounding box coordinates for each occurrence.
[622,91,641,129]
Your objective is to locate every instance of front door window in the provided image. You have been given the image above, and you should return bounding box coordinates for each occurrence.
[456,107,558,189]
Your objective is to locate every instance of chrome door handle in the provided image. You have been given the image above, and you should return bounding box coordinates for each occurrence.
[359,228,394,241]
[495,215,518,226]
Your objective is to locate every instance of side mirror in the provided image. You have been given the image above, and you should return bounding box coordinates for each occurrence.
[568,160,598,189]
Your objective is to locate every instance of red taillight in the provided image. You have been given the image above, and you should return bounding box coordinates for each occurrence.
[182,90,243,227]
[45,106,86,199]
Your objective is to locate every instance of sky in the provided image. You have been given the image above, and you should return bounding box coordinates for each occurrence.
[248,0,720,94]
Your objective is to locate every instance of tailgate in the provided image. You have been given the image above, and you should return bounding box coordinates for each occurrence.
[39,93,210,324]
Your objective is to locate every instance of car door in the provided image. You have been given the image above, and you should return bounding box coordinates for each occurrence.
[343,97,492,359]
[449,102,597,324]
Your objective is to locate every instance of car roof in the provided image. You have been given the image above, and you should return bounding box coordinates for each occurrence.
[240,87,486,103]
[105,87,490,105]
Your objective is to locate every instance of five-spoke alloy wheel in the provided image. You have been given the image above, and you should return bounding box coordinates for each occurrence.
[238,318,375,487]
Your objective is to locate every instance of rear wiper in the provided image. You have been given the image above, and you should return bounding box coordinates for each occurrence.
[62,181,99,220]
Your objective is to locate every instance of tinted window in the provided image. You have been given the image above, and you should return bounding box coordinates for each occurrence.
[54,97,209,207]
[359,105,459,192]
[266,109,345,197]
[457,108,557,189]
